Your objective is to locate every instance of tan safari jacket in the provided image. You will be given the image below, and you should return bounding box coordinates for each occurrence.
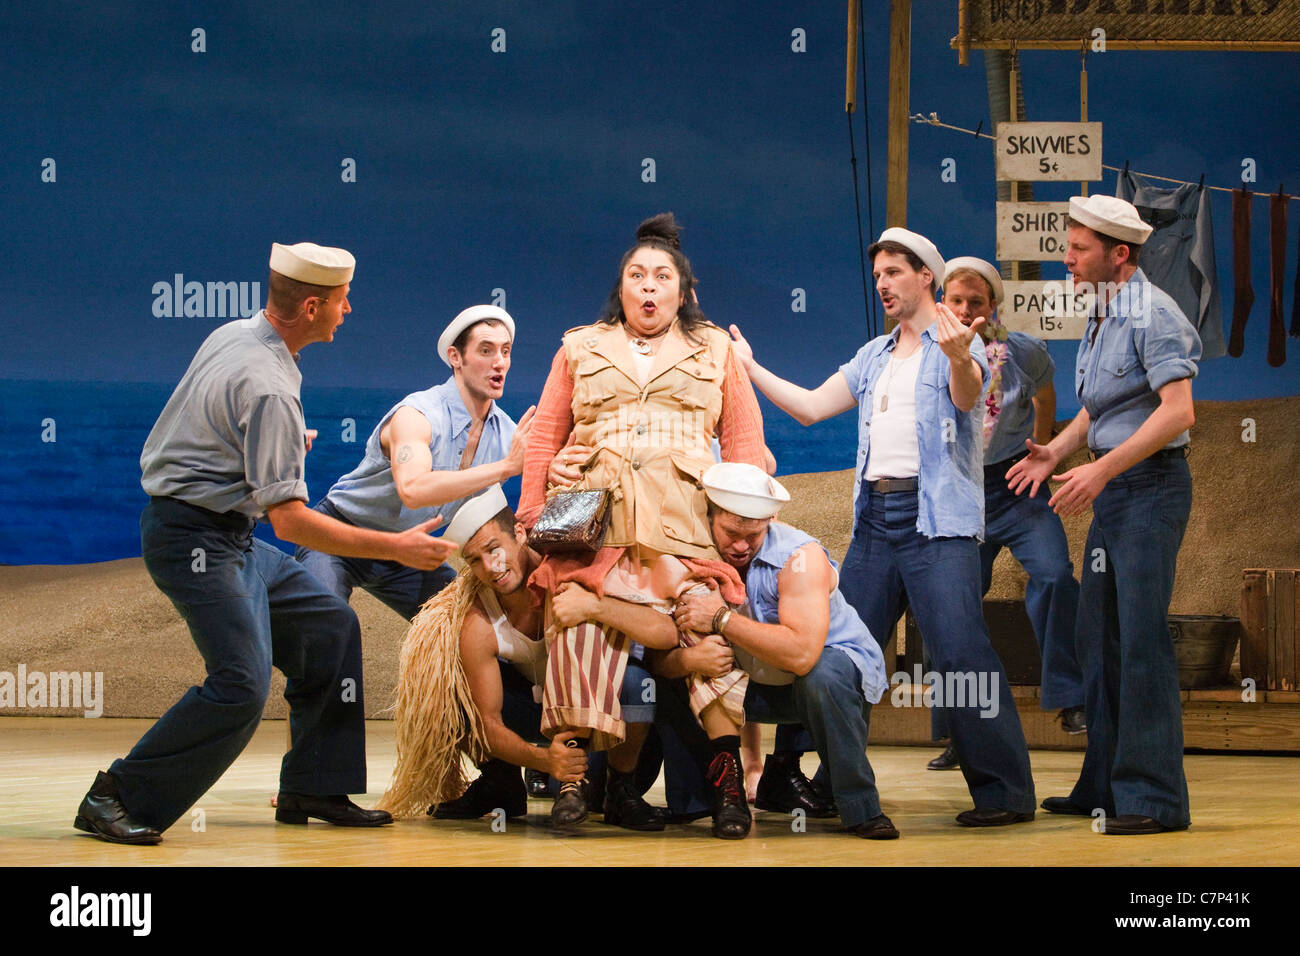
[561,320,733,560]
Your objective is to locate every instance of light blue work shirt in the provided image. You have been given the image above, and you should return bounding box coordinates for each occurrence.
[324,377,516,533]
[839,324,991,540]
[141,311,309,518]
[743,521,888,704]
[986,331,1055,465]
[1074,269,1201,451]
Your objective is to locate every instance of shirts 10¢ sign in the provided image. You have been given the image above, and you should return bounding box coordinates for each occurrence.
[996,122,1101,182]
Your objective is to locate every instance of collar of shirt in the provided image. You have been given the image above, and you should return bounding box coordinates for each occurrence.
[434,375,501,440]
[250,310,301,375]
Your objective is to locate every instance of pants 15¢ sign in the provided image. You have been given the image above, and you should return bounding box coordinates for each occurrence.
[997,202,1072,260]
[1001,280,1094,340]
[996,122,1101,181]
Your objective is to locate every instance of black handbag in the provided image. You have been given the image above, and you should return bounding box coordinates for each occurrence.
[527,488,614,554]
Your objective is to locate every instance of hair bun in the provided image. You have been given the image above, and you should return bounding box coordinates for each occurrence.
[636,212,682,249]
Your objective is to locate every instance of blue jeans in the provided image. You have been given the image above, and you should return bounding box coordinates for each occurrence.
[295,500,456,621]
[112,498,367,832]
[931,458,1085,739]
[840,489,1036,814]
[648,648,883,826]
[1068,456,1192,828]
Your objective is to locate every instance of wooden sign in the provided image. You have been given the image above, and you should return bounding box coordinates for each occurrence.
[996,202,1071,260]
[958,1,1300,52]
[996,122,1101,182]
[1000,280,1094,340]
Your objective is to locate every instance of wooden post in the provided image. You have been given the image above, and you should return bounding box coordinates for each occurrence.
[1008,55,1020,282]
[886,0,911,229]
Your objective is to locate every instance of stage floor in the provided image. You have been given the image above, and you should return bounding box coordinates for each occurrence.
[3,717,1297,867]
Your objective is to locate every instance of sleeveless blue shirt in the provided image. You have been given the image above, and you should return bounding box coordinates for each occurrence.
[324,377,516,533]
[743,521,888,704]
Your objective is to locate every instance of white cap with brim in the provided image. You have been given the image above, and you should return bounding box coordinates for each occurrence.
[439,305,516,368]
[875,227,946,287]
[443,484,510,549]
[268,242,355,286]
[1068,195,1153,245]
[703,462,790,520]
[944,256,1004,305]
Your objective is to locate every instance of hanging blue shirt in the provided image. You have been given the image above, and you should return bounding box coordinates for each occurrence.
[985,331,1055,466]
[324,377,516,533]
[742,521,888,704]
[1074,269,1201,451]
[839,324,990,540]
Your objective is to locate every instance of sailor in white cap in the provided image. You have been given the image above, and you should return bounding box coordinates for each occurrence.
[1008,195,1201,834]
[377,486,678,832]
[657,462,895,839]
[727,228,1038,828]
[77,242,459,845]
[296,303,535,621]
[912,257,1084,774]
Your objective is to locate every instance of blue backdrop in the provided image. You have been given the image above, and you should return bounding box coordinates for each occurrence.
[2,2,1297,563]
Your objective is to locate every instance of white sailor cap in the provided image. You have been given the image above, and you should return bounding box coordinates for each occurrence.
[443,484,510,548]
[268,242,355,286]
[944,256,1005,305]
[1068,195,1153,245]
[702,463,790,520]
[439,305,516,368]
[874,227,946,287]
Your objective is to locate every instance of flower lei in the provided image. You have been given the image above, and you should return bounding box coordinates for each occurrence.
[981,312,1010,450]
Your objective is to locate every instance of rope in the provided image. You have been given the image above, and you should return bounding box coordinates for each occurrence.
[847,111,873,341]
[908,111,1296,200]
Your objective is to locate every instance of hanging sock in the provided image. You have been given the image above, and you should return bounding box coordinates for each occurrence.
[1227,188,1253,358]
[1268,192,1288,366]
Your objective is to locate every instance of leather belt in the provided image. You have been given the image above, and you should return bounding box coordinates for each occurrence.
[1089,446,1190,462]
[868,477,919,494]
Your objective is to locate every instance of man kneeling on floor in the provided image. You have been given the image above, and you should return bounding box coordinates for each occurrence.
[375,485,679,831]
[660,463,898,840]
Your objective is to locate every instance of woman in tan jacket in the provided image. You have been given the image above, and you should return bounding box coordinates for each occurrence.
[518,213,769,837]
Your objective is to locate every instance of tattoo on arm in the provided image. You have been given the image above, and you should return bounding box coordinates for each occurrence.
[396,444,413,464]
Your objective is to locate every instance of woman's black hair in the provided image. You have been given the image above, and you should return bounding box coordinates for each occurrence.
[599,212,708,344]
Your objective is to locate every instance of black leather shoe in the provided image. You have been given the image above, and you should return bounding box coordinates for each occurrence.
[551,779,590,830]
[755,753,837,818]
[74,771,162,845]
[846,814,900,840]
[1041,796,1090,816]
[525,767,551,799]
[1059,706,1087,735]
[955,807,1035,827]
[927,744,960,771]
[707,752,752,840]
[602,771,666,832]
[1100,814,1185,835]
[275,792,393,827]
[432,760,526,819]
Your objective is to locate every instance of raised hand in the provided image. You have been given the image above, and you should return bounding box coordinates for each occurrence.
[504,406,537,476]
[728,324,755,372]
[934,302,986,364]
[388,515,457,570]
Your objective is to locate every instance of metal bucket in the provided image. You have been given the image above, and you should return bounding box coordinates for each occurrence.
[1168,615,1242,689]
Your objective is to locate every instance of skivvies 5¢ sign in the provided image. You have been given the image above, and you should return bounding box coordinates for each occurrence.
[996,122,1101,182]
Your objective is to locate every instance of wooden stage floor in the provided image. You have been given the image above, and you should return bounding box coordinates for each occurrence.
[3,717,1297,867]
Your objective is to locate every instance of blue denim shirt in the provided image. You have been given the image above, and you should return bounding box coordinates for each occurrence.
[986,331,1054,465]
[839,324,990,540]
[324,377,516,532]
[744,521,888,704]
[1074,269,1201,451]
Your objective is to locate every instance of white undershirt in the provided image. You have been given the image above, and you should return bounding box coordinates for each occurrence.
[865,348,922,480]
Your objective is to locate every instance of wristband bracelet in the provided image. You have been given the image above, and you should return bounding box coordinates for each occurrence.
[711,606,732,635]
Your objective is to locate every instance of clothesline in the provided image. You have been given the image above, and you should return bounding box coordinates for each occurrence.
[908,112,1297,201]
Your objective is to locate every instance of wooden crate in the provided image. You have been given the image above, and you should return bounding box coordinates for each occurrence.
[1241,569,1300,691]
